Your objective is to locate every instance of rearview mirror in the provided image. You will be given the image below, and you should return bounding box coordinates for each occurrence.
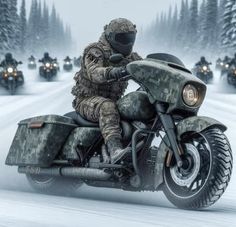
[109,54,124,64]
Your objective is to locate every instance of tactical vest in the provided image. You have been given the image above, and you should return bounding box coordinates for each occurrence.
[72,41,136,102]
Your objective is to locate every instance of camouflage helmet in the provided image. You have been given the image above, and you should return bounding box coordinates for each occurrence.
[104,18,137,56]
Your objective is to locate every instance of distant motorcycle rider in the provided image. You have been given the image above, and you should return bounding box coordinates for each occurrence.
[0,53,21,68]
[64,56,72,62]
[216,58,222,64]
[28,55,36,62]
[195,56,210,67]
[223,56,230,64]
[74,56,82,67]
[220,56,231,78]
[229,53,236,67]
[72,18,142,164]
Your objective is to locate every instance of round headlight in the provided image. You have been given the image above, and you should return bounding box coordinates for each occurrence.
[53,63,57,67]
[66,62,70,65]
[203,66,208,71]
[45,63,50,67]
[7,67,14,73]
[225,64,229,68]
[183,84,199,107]
[220,62,224,66]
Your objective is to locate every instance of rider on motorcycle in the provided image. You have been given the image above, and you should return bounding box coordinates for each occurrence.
[216,58,222,65]
[0,53,21,68]
[72,18,142,164]
[28,55,36,62]
[223,55,230,64]
[229,53,236,67]
[64,56,72,62]
[195,56,210,67]
[220,55,231,77]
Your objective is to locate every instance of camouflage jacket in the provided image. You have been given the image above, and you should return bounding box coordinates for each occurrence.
[72,33,142,104]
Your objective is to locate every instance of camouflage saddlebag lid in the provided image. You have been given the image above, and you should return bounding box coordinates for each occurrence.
[5,115,77,167]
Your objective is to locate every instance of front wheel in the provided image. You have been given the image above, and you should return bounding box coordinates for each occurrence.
[8,81,16,95]
[163,128,233,209]
[26,174,83,196]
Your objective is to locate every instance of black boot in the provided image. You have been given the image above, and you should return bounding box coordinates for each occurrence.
[107,137,131,164]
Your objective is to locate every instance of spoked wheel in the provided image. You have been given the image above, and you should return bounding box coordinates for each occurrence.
[26,174,83,196]
[163,128,233,209]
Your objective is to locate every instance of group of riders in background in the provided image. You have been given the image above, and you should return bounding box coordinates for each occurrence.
[192,54,236,86]
[0,52,81,95]
[1,50,236,96]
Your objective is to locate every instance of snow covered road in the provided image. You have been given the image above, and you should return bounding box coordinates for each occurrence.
[0,68,236,227]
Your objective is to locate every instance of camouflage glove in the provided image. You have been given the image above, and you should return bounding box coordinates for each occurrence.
[107,66,128,81]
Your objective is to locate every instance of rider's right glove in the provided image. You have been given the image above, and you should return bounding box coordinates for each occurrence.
[107,66,128,81]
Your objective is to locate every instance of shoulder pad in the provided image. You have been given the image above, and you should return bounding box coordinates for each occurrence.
[84,42,105,59]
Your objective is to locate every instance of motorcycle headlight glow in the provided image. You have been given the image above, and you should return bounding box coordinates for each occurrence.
[202,66,208,71]
[182,84,199,107]
[66,62,70,65]
[53,63,57,67]
[30,61,34,64]
[220,62,224,66]
[7,67,14,73]
[226,64,229,68]
[45,63,50,67]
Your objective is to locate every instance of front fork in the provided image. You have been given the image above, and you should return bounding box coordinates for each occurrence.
[155,103,183,167]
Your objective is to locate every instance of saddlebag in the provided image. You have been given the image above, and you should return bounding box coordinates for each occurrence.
[5,115,77,167]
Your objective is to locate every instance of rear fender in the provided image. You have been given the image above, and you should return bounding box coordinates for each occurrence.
[154,116,227,189]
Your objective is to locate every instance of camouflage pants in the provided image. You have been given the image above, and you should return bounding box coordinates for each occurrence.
[75,96,122,144]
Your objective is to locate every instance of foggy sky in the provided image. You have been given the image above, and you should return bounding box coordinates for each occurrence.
[25,0,179,53]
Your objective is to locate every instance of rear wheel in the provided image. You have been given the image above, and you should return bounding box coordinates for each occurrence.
[26,174,83,196]
[163,128,233,209]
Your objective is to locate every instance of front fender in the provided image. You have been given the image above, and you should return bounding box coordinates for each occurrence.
[154,116,227,189]
[176,116,226,140]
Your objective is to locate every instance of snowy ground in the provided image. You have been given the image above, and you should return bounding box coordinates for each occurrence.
[0,66,236,227]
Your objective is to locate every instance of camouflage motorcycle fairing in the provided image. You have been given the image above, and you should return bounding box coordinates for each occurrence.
[126,59,207,114]
[154,116,227,189]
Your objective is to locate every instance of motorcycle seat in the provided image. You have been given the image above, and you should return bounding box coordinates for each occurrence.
[64,111,99,127]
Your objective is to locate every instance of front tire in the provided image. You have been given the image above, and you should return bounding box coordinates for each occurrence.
[8,81,16,95]
[163,128,233,209]
[26,174,83,196]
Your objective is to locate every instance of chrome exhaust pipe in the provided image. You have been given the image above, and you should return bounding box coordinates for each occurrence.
[18,166,111,181]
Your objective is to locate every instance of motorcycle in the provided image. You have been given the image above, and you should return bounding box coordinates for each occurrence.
[28,59,37,70]
[74,57,81,67]
[0,63,24,95]
[39,61,58,81]
[63,60,73,72]
[52,59,60,72]
[215,59,224,71]
[220,62,230,78]
[6,53,232,209]
[195,64,213,84]
[227,67,236,86]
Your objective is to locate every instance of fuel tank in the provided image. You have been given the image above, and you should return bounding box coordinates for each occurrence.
[117,91,155,121]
